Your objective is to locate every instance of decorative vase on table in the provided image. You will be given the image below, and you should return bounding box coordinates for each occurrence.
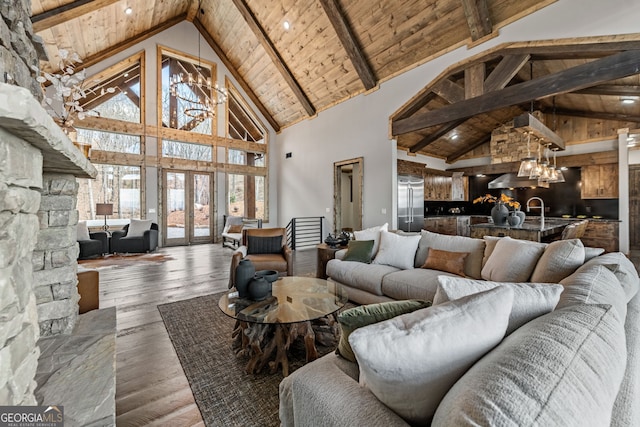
[515,209,526,226]
[508,212,522,227]
[235,259,255,298]
[491,203,509,226]
[248,276,270,301]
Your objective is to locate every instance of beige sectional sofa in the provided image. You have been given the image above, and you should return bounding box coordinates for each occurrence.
[279,229,640,426]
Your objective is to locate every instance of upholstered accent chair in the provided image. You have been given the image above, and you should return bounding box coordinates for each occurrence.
[111,222,159,254]
[229,227,293,288]
[77,231,109,259]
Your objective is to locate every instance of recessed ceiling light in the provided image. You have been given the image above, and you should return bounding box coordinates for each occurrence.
[123,73,129,77]
[125,7,133,15]
[283,20,290,30]
[451,134,458,140]
[621,96,637,104]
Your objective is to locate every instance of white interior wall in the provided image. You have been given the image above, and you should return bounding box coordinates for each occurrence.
[275,0,640,231]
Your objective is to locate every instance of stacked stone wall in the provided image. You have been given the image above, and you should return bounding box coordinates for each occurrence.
[0,0,46,100]
[0,128,42,405]
[34,174,80,336]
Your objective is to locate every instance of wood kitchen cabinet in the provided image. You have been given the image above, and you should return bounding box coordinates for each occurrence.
[581,164,618,199]
[424,216,469,236]
[424,173,468,201]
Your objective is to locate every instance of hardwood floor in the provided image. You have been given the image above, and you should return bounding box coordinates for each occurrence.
[99,244,317,426]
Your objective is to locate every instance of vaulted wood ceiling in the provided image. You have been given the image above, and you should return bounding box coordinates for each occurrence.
[31,0,556,135]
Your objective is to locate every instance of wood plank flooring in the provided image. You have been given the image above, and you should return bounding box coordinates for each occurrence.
[98,244,316,426]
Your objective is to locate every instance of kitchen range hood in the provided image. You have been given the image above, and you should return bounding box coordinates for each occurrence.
[488,173,549,189]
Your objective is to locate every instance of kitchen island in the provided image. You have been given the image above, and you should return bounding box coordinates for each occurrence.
[470,219,569,242]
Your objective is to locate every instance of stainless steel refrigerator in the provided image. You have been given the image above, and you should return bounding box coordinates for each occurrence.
[397,175,424,232]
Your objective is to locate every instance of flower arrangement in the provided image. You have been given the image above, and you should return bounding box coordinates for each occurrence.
[34,49,114,130]
[473,193,521,210]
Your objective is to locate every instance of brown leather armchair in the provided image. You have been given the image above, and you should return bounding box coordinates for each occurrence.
[229,228,293,288]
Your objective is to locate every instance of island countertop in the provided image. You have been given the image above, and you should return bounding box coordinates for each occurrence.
[469,220,569,242]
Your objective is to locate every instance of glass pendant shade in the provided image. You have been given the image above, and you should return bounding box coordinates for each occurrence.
[538,161,551,181]
[518,157,538,177]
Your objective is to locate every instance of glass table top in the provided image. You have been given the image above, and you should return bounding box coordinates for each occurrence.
[218,276,348,324]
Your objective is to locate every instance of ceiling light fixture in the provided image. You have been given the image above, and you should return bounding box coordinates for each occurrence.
[169,0,227,119]
[125,7,133,14]
[283,20,291,30]
[517,131,538,177]
[621,97,636,105]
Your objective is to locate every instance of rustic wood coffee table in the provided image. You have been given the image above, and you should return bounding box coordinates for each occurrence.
[218,276,348,376]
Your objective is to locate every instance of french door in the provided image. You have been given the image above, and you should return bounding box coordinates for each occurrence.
[163,170,214,246]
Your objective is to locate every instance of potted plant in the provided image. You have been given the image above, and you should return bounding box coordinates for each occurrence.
[473,193,521,226]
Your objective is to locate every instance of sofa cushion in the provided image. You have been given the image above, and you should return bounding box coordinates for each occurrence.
[373,231,421,270]
[434,276,563,334]
[349,286,514,425]
[327,259,399,296]
[76,220,90,241]
[481,235,502,267]
[559,264,628,321]
[432,304,627,427]
[128,218,152,237]
[336,299,431,362]
[581,252,640,302]
[342,240,375,264]
[421,248,467,277]
[530,239,585,283]
[354,223,388,257]
[481,237,546,282]
[381,268,458,302]
[416,231,485,279]
[584,246,605,261]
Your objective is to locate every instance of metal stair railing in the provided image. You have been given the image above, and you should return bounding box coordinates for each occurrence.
[286,216,324,250]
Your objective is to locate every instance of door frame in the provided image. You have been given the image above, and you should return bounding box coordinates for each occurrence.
[333,157,363,233]
[162,169,215,246]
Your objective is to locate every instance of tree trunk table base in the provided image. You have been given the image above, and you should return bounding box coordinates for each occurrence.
[232,315,339,377]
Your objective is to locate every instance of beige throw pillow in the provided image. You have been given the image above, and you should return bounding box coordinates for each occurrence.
[349,286,514,425]
[481,237,546,282]
[434,276,563,334]
[372,230,421,270]
[417,230,485,279]
[530,239,585,283]
[76,221,90,241]
[354,223,388,257]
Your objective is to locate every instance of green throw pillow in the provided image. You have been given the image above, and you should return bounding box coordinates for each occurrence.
[336,299,432,362]
[342,240,375,263]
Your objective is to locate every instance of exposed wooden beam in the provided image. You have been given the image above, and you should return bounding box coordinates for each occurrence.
[319,0,376,90]
[513,113,565,150]
[79,14,187,71]
[461,0,492,41]
[574,84,640,97]
[32,0,120,33]
[393,92,437,121]
[392,49,640,136]
[193,18,280,132]
[465,63,485,98]
[448,150,619,175]
[230,0,315,117]
[433,79,465,104]
[446,134,491,163]
[185,0,200,22]
[544,107,640,124]
[484,54,530,92]
[409,119,467,153]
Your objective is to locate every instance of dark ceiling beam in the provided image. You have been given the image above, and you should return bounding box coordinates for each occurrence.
[409,118,468,153]
[433,79,465,103]
[79,14,187,71]
[32,0,120,33]
[543,107,640,123]
[319,0,376,90]
[461,0,492,41]
[446,134,491,163]
[193,18,280,132]
[230,0,316,117]
[393,92,436,121]
[484,54,530,92]
[513,112,565,150]
[392,49,640,136]
[573,84,640,96]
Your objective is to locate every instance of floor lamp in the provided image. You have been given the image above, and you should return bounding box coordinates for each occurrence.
[96,203,113,233]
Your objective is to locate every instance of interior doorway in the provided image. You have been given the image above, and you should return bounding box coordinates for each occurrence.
[333,157,363,234]
[630,164,640,249]
[162,170,214,246]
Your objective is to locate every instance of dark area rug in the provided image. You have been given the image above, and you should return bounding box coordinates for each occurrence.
[158,293,343,427]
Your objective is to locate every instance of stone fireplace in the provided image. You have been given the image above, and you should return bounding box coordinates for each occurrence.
[1,2,116,424]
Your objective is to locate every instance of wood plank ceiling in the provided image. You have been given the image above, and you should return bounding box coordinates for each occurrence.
[30,0,557,137]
